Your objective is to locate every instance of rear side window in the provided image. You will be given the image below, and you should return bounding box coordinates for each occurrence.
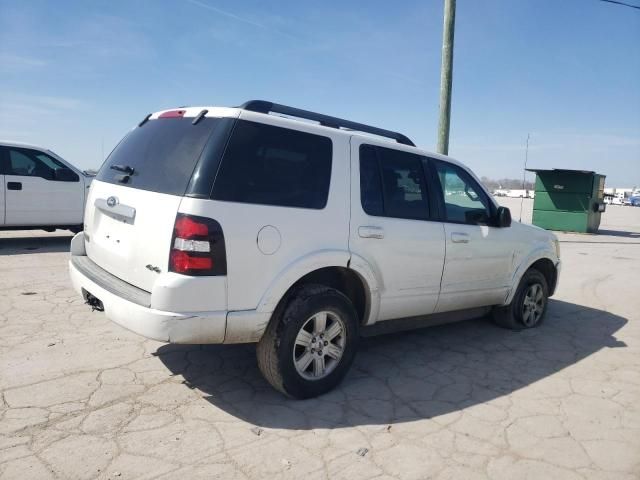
[359,145,384,216]
[212,120,332,209]
[96,117,219,196]
[359,144,430,220]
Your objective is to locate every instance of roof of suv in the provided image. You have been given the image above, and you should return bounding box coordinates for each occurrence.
[148,100,462,168]
[150,100,412,146]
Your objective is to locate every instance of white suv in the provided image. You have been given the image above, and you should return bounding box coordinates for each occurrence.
[69,101,561,399]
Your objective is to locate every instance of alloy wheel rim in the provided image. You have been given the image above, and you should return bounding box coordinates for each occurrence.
[293,311,346,381]
[522,283,545,327]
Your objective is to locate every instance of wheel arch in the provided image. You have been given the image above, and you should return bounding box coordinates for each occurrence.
[528,258,558,295]
[256,251,380,326]
[504,250,559,305]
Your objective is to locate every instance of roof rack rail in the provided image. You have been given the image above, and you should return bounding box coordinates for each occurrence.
[239,100,415,147]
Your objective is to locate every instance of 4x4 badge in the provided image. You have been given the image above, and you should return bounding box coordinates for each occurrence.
[145,264,161,273]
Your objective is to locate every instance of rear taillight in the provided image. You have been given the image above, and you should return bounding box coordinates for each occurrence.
[169,213,226,276]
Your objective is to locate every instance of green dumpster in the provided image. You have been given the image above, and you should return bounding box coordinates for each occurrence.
[526,169,606,233]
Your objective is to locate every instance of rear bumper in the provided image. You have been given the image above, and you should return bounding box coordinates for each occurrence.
[69,257,227,343]
[69,232,270,344]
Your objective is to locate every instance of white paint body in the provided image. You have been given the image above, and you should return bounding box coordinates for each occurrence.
[0,141,92,227]
[69,106,560,344]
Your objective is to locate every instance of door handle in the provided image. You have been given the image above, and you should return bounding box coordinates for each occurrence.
[358,226,384,239]
[451,232,470,243]
[7,182,22,191]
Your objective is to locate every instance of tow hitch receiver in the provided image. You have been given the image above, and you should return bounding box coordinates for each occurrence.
[82,289,104,312]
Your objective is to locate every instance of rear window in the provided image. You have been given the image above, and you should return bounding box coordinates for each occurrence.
[96,117,219,196]
[211,120,332,209]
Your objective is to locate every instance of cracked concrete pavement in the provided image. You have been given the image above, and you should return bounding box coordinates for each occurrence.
[1,198,639,479]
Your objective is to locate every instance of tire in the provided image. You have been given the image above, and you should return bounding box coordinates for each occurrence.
[256,284,359,399]
[493,269,549,330]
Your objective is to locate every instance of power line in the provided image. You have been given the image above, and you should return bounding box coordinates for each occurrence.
[597,0,640,10]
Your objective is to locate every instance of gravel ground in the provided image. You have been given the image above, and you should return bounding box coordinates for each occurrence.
[1,198,639,480]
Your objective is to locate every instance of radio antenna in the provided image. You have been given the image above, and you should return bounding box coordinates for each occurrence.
[519,133,530,222]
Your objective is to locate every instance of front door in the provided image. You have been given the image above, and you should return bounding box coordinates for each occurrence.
[430,159,515,312]
[2,147,84,226]
[349,138,446,322]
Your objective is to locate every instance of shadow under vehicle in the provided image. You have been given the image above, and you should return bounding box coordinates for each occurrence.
[157,299,626,429]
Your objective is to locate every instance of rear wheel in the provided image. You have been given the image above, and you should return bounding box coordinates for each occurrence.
[257,284,359,399]
[493,269,549,330]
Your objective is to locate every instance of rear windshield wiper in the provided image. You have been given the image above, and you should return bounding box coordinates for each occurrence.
[110,164,135,175]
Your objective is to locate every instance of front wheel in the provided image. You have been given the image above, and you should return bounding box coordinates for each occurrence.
[493,269,549,330]
[256,284,359,399]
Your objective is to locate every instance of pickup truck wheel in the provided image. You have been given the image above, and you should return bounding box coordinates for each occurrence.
[256,284,359,399]
[493,269,549,330]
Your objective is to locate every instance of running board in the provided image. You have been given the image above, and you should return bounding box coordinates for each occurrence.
[360,307,492,337]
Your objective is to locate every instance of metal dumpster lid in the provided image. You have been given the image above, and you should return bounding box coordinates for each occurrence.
[526,168,604,177]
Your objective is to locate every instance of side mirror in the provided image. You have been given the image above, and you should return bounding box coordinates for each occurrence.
[496,206,511,228]
[54,168,79,182]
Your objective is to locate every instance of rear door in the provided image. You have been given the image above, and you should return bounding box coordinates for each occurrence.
[430,159,515,312]
[349,139,445,321]
[85,114,230,292]
[3,147,84,226]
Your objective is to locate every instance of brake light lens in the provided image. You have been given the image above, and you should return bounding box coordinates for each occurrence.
[159,110,186,119]
[169,213,226,276]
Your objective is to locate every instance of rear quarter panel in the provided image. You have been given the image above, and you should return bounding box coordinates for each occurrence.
[179,113,352,312]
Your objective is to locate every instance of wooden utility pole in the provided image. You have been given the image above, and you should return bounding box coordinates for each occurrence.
[437,0,456,155]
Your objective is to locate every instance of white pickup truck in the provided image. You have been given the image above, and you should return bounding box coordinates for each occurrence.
[0,141,93,232]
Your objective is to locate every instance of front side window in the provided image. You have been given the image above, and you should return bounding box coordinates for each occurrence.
[212,120,333,209]
[359,144,429,220]
[35,153,66,171]
[434,161,492,224]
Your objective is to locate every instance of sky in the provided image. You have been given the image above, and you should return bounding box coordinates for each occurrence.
[1,0,639,186]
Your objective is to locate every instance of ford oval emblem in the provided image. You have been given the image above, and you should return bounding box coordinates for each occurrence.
[106,196,118,207]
